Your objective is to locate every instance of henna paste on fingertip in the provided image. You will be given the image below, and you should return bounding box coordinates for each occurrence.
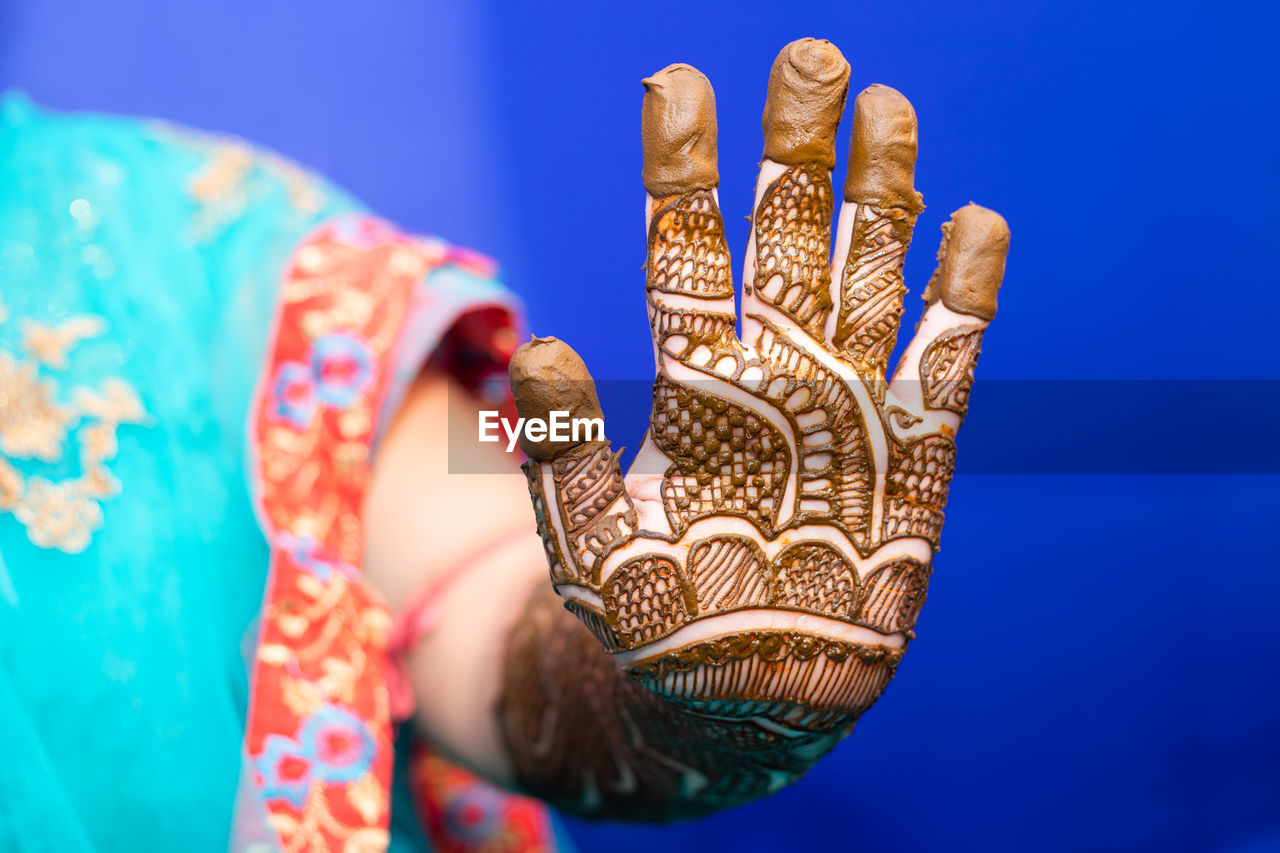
[844,84,925,213]
[922,204,1011,321]
[642,64,719,197]
[509,337,606,460]
[762,38,850,168]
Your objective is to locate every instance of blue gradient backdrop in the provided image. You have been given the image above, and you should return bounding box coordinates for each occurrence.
[3,1,1278,851]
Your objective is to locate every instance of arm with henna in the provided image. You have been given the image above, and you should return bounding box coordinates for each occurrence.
[485,39,1012,820]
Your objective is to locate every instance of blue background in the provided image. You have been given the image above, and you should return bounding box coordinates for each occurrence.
[3,1,1278,850]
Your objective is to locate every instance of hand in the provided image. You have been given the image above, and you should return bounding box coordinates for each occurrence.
[509,38,1009,737]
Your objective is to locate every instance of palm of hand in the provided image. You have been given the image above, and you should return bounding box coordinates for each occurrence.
[511,39,1009,736]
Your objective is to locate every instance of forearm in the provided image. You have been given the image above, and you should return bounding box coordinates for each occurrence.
[496,581,860,821]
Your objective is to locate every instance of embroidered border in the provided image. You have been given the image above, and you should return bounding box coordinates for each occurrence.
[243,216,551,852]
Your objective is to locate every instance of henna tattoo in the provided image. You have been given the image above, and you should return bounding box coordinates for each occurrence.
[834,204,913,382]
[651,375,789,536]
[526,463,935,652]
[885,405,923,430]
[859,557,931,637]
[750,319,873,539]
[525,440,637,589]
[647,190,734,299]
[649,305,737,352]
[775,542,858,618]
[687,535,771,612]
[751,163,835,336]
[603,554,697,648]
[632,630,901,729]
[883,435,956,548]
[499,42,1011,822]
[920,323,985,416]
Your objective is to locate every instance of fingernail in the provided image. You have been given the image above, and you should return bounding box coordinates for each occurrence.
[922,204,1011,321]
[641,64,718,197]
[844,84,924,213]
[508,336,606,460]
[761,38,851,168]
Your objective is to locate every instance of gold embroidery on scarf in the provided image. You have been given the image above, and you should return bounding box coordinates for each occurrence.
[0,314,149,554]
[150,124,329,243]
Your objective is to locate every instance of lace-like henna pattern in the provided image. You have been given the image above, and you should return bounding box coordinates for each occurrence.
[603,554,697,648]
[574,537,931,648]
[551,530,931,655]
[506,191,983,818]
[750,163,835,336]
[751,319,872,538]
[883,435,956,547]
[498,586,862,820]
[649,305,737,351]
[651,318,875,542]
[919,323,985,416]
[524,465,564,582]
[774,542,858,619]
[834,204,913,382]
[648,190,734,298]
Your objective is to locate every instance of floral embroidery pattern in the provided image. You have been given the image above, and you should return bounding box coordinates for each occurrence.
[246,217,553,853]
[310,332,375,408]
[268,332,376,431]
[14,478,105,553]
[256,703,377,808]
[271,361,319,429]
[157,131,328,244]
[0,309,149,554]
[0,352,75,461]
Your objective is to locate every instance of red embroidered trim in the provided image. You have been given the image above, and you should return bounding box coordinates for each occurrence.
[243,217,554,852]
